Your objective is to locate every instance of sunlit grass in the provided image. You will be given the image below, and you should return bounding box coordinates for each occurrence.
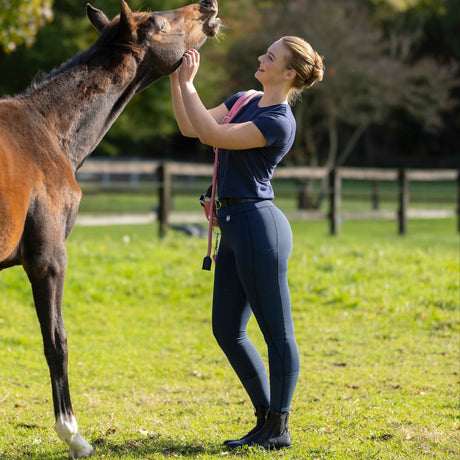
[0,219,458,459]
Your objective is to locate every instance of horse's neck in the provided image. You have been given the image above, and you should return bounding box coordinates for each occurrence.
[24,54,139,172]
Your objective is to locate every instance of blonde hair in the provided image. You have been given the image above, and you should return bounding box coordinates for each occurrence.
[281,36,324,103]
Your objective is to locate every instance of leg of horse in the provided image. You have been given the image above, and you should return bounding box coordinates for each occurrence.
[25,244,94,459]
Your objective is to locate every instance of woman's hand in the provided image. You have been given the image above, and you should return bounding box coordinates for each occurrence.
[178,49,200,87]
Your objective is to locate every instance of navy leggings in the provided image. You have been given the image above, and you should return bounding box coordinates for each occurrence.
[212,200,299,413]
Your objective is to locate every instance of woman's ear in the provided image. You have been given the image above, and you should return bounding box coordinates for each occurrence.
[284,70,296,81]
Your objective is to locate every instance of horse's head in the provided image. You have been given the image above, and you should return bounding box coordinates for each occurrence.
[87,0,221,89]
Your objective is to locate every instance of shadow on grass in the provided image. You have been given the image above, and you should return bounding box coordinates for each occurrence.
[1,435,226,460]
[92,434,227,457]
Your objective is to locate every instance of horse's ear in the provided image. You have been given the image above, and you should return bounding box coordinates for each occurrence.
[119,0,137,42]
[87,3,109,32]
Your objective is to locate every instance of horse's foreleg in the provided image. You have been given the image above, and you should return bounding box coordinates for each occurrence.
[26,248,94,458]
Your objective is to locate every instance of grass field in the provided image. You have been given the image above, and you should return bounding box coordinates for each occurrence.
[0,218,458,459]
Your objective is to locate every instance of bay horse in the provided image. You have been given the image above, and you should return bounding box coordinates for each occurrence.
[0,0,220,457]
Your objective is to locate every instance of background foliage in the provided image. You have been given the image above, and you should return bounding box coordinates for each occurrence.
[0,0,458,166]
[0,0,54,52]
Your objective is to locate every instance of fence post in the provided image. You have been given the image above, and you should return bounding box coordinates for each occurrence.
[102,172,111,188]
[371,180,379,210]
[130,159,140,188]
[157,162,171,238]
[329,168,341,235]
[398,168,408,235]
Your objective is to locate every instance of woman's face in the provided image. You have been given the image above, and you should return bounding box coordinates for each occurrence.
[255,40,291,85]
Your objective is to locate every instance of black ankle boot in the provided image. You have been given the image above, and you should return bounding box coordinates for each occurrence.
[227,411,291,450]
[223,406,268,446]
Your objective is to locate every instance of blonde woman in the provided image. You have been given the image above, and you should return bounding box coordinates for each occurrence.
[170,36,324,450]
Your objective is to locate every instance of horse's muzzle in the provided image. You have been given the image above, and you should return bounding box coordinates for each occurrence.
[200,0,221,37]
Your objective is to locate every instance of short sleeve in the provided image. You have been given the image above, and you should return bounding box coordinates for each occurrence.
[252,113,294,147]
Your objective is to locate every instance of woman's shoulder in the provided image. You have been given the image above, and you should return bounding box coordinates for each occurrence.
[224,91,247,109]
[256,103,295,125]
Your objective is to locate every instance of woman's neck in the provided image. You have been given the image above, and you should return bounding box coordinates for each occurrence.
[258,85,290,107]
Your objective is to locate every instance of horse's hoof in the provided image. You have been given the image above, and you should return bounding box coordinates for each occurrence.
[69,445,95,459]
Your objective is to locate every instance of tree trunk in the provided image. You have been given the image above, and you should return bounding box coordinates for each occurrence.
[314,114,338,210]
[315,119,370,210]
[297,179,315,209]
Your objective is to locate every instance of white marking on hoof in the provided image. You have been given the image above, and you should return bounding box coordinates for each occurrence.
[55,414,95,458]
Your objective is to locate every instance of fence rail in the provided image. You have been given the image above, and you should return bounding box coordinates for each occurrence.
[78,160,460,236]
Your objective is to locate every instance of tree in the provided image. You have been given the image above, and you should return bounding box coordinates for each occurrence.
[0,0,54,52]
[221,0,458,206]
[1,0,457,165]
[375,0,460,167]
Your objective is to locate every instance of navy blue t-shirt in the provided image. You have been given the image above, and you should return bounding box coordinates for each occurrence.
[218,91,296,200]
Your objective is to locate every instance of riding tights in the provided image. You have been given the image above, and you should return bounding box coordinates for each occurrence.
[212,200,299,413]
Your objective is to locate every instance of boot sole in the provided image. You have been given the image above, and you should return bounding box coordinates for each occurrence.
[226,441,292,451]
[267,442,292,451]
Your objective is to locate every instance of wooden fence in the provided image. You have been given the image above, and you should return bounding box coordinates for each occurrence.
[78,160,460,236]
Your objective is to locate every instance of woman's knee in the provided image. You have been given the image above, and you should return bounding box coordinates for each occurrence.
[212,319,229,348]
[212,320,246,353]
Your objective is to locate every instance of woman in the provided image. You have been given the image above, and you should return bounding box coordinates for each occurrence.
[170,36,324,450]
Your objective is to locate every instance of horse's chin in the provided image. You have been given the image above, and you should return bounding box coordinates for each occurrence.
[205,17,221,37]
[207,28,219,38]
[188,35,208,52]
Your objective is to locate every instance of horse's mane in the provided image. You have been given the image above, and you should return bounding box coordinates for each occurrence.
[25,51,87,95]
[24,22,141,95]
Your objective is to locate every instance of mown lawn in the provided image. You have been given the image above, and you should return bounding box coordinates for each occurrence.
[0,219,458,459]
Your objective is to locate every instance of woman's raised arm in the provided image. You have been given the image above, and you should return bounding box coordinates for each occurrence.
[178,49,267,149]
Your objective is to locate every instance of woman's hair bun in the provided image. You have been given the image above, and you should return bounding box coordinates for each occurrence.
[304,52,324,88]
[281,36,324,99]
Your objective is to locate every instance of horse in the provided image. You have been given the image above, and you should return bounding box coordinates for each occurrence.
[0,0,220,457]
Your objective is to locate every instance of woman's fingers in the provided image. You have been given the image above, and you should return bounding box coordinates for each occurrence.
[179,49,200,84]
[182,50,199,68]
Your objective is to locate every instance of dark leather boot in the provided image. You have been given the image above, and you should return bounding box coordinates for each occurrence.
[227,410,291,450]
[223,406,268,446]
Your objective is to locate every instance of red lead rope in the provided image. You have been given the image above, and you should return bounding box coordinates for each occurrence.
[202,90,263,271]
[202,146,219,270]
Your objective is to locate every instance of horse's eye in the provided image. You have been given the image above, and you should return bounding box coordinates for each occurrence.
[151,15,167,32]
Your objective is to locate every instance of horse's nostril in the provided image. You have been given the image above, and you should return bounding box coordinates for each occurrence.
[208,17,221,28]
[200,0,215,9]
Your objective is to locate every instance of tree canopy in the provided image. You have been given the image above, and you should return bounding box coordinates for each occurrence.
[0,0,458,167]
[0,0,54,52]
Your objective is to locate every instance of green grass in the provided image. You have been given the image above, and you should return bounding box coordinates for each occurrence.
[0,219,458,459]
